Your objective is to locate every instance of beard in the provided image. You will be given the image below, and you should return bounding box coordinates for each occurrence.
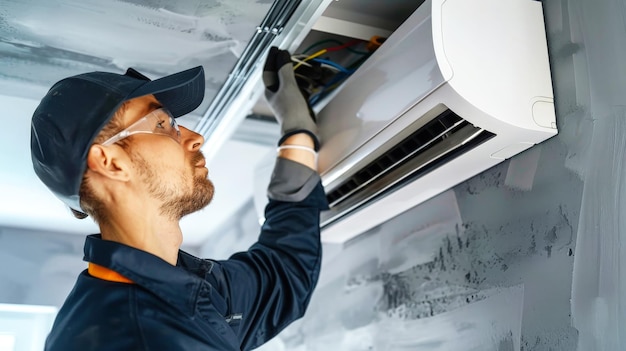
[132,150,214,220]
[162,172,214,219]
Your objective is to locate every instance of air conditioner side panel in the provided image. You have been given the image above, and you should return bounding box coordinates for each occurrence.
[436,0,557,132]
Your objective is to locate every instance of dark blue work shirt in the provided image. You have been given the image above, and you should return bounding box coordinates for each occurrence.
[45,181,328,351]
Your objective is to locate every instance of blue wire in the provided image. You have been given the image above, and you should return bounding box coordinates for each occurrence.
[324,71,350,88]
[309,93,321,106]
[311,58,354,73]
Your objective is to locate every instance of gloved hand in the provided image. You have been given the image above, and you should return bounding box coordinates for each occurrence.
[263,46,320,150]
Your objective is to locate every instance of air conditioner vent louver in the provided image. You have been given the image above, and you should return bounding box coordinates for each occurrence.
[322,109,495,226]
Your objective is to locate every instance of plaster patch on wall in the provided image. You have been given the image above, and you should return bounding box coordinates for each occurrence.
[259,284,525,351]
[505,145,542,191]
[373,285,524,351]
[378,190,462,274]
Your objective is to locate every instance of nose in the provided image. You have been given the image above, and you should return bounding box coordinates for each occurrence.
[179,126,204,151]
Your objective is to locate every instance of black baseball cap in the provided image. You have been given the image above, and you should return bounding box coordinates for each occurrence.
[31,66,205,216]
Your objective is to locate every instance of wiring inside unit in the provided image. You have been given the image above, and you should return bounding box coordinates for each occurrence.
[291,36,386,106]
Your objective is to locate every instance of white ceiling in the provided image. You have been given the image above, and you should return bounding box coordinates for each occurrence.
[0,0,279,245]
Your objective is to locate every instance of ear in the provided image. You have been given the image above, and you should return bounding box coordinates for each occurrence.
[86,144,131,182]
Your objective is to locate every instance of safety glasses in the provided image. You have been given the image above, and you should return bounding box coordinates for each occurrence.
[101,108,181,146]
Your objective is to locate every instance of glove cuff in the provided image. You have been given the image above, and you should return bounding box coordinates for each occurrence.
[278,130,321,151]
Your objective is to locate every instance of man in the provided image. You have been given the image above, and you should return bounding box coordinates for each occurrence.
[30,47,327,350]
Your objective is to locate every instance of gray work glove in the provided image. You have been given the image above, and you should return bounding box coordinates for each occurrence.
[263,46,320,150]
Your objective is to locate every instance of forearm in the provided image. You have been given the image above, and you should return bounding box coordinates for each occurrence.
[277,133,317,171]
[268,132,320,202]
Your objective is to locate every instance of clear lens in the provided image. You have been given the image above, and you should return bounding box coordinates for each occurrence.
[149,109,181,142]
[101,108,181,145]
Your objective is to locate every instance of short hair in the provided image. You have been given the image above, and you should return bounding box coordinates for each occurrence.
[73,102,130,223]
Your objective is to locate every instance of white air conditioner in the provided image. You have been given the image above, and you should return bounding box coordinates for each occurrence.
[316,0,557,243]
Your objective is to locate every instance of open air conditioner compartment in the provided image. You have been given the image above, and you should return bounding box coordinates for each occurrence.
[317,0,557,243]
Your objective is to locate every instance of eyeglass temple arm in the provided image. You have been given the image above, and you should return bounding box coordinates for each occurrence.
[101,131,130,146]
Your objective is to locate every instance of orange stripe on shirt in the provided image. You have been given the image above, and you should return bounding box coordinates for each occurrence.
[88,263,134,284]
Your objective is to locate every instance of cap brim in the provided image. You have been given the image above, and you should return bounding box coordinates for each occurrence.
[128,66,205,117]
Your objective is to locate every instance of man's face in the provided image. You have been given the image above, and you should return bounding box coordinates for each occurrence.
[118,95,214,219]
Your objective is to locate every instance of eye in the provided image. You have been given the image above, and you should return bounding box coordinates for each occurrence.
[156,120,167,129]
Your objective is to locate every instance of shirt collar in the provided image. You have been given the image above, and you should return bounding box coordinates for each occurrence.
[83,234,204,315]
[88,262,134,283]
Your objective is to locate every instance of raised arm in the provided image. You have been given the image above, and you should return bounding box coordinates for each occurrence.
[206,47,329,350]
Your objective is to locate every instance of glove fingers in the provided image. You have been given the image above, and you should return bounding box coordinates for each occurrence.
[274,49,292,71]
[263,71,278,93]
[276,61,300,95]
[264,46,279,72]
[264,47,293,92]
[263,46,280,92]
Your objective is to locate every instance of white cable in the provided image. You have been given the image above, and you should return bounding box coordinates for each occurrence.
[319,63,340,72]
[291,56,312,68]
